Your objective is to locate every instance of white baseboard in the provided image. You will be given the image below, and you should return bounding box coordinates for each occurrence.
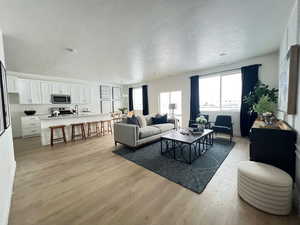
[2,160,16,225]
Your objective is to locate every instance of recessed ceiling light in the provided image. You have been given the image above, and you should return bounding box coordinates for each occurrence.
[65,48,77,53]
[219,53,227,56]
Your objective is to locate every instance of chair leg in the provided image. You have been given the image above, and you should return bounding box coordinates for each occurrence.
[87,123,91,137]
[62,127,67,144]
[96,123,100,136]
[81,124,86,139]
[108,121,112,134]
[50,128,54,146]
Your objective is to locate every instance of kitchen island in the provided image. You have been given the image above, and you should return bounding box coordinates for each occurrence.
[40,114,112,146]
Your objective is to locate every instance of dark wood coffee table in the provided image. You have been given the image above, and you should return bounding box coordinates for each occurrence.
[160,129,214,164]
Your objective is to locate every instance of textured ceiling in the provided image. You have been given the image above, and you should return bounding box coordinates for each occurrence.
[0,0,295,84]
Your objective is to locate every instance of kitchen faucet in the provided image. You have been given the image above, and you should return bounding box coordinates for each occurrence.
[75,105,79,115]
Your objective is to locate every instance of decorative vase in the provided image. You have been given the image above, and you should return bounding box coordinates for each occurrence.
[263,113,274,126]
[197,124,205,132]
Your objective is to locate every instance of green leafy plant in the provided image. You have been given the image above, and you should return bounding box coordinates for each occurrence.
[118,107,128,114]
[253,95,276,115]
[243,81,278,112]
[196,115,207,124]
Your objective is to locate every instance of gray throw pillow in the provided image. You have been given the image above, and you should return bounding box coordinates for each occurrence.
[127,115,140,127]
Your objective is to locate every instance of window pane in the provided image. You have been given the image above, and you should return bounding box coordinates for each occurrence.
[133,87,143,110]
[160,92,169,114]
[221,73,241,109]
[199,76,220,110]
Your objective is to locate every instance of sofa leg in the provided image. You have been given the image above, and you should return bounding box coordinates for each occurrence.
[115,141,117,146]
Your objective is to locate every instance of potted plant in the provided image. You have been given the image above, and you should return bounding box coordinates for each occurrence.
[243,81,278,112]
[118,107,128,115]
[243,81,278,124]
[195,115,207,131]
[252,95,277,124]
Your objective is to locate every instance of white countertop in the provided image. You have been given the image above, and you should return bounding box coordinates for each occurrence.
[39,113,110,121]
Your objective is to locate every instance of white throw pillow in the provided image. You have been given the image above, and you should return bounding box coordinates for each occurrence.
[136,115,147,128]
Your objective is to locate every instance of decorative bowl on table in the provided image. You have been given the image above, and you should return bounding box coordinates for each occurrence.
[24,110,36,116]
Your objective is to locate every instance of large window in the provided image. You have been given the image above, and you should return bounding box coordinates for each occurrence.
[159,91,182,125]
[133,87,143,111]
[199,72,242,111]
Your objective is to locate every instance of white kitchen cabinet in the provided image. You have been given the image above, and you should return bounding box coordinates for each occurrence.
[113,100,121,112]
[101,100,112,114]
[7,76,19,93]
[52,82,71,95]
[18,79,42,104]
[31,80,42,104]
[100,85,112,100]
[21,116,41,137]
[70,84,81,104]
[113,87,121,100]
[90,86,100,104]
[80,86,91,104]
[41,81,53,104]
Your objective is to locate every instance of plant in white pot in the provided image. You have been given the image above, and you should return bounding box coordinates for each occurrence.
[195,115,207,131]
[253,95,277,124]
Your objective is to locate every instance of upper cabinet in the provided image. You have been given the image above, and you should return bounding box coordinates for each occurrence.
[70,84,81,104]
[18,79,42,104]
[52,82,71,95]
[8,76,113,107]
[7,76,19,93]
[100,85,112,100]
[113,87,121,100]
[79,85,91,104]
[41,81,53,104]
[90,86,100,104]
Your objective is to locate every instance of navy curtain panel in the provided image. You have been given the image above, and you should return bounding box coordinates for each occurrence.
[129,88,133,111]
[240,64,260,137]
[142,85,149,115]
[190,75,200,122]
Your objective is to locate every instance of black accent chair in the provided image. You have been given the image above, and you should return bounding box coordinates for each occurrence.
[211,115,233,143]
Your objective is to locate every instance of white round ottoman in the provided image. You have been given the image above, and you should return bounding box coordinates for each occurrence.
[238,161,293,215]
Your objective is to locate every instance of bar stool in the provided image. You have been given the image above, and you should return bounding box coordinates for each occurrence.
[100,120,113,135]
[49,125,67,146]
[87,121,101,137]
[71,123,86,141]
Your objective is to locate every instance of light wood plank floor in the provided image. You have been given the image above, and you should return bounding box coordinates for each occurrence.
[9,135,300,225]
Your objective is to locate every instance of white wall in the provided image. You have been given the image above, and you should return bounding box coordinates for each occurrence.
[0,30,16,225]
[125,52,279,135]
[279,0,300,214]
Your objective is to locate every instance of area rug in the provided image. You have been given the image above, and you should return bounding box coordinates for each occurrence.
[113,139,235,194]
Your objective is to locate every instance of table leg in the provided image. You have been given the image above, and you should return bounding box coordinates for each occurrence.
[172,140,176,159]
[189,144,192,164]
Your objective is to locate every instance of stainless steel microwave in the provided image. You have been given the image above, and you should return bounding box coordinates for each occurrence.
[51,95,71,104]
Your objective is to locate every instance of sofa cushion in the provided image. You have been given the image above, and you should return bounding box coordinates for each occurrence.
[152,123,174,133]
[152,114,168,124]
[136,115,147,128]
[139,126,161,139]
[127,115,140,127]
[144,115,153,125]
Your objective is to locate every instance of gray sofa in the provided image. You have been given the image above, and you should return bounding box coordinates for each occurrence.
[114,115,177,147]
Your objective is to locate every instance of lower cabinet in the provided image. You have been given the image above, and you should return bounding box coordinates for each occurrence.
[21,116,41,137]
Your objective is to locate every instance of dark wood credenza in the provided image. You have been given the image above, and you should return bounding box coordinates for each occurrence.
[249,120,297,180]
